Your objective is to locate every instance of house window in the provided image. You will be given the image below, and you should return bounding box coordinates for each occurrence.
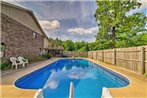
[0,43,6,57]
[33,32,37,38]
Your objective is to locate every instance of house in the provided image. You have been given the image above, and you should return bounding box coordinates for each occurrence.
[1,1,50,58]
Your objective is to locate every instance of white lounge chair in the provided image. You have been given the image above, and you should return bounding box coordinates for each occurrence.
[10,57,22,70]
[18,56,29,67]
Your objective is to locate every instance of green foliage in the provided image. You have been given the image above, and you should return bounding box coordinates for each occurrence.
[48,38,63,47]
[42,53,52,59]
[78,47,86,52]
[0,58,11,70]
[62,40,90,52]
[94,0,146,49]
[74,42,80,51]
[63,40,75,51]
[48,37,91,52]
[24,55,45,63]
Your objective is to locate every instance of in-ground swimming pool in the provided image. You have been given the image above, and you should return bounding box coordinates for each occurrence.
[15,59,129,98]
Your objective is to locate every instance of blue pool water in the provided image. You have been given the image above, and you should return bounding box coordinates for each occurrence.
[15,59,129,98]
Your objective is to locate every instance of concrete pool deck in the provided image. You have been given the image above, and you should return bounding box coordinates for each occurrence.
[86,58,147,98]
[0,58,60,98]
[0,58,147,98]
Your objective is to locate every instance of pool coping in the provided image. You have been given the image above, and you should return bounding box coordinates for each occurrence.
[86,58,147,98]
[1,58,147,98]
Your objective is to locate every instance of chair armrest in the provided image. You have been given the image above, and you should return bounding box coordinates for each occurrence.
[24,59,28,62]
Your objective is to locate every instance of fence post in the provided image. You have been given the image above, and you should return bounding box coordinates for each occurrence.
[96,51,98,60]
[91,51,93,59]
[71,51,72,57]
[141,47,145,75]
[102,50,104,62]
[85,52,87,58]
[113,49,116,65]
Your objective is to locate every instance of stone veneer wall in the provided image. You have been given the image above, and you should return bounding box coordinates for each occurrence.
[1,13,44,58]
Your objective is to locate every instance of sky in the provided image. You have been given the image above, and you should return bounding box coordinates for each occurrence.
[3,0,147,42]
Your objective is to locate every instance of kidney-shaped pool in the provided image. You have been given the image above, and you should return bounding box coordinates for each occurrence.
[15,59,130,98]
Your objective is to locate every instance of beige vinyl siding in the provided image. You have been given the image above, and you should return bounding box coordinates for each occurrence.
[1,4,43,35]
[44,38,50,48]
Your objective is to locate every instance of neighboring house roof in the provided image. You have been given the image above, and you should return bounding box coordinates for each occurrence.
[1,1,49,39]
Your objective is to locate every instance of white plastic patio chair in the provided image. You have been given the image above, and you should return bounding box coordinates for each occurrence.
[10,57,22,70]
[18,56,29,67]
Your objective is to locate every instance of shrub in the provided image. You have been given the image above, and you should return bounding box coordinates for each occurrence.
[43,53,52,59]
[24,55,33,62]
[33,56,45,62]
[1,58,11,70]
[24,55,46,64]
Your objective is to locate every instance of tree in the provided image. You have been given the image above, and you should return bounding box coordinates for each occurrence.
[94,0,143,48]
[130,32,147,46]
[116,13,147,47]
[85,43,89,51]
[63,40,75,51]
[74,42,80,51]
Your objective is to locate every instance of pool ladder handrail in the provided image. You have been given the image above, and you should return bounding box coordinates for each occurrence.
[69,82,74,98]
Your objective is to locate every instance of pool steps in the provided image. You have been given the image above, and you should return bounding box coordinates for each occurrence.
[34,89,43,98]
[69,82,74,98]
[101,87,112,98]
[34,82,74,98]
[33,85,112,98]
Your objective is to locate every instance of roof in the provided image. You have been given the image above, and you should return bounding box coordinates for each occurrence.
[1,1,49,39]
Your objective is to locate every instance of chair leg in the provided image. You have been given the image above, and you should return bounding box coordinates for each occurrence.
[15,65,17,70]
[23,63,25,67]
[11,65,13,69]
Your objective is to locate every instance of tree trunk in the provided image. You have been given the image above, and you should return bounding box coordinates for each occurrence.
[112,27,116,48]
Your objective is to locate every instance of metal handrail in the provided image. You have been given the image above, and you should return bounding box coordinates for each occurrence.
[69,82,74,98]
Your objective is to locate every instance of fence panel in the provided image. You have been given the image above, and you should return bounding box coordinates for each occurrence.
[103,49,114,64]
[88,51,93,58]
[63,45,147,75]
[97,50,103,61]
[116,47,141,74]
[63,51,71,57]
[92,51,97,59]
[63,51,88,57]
